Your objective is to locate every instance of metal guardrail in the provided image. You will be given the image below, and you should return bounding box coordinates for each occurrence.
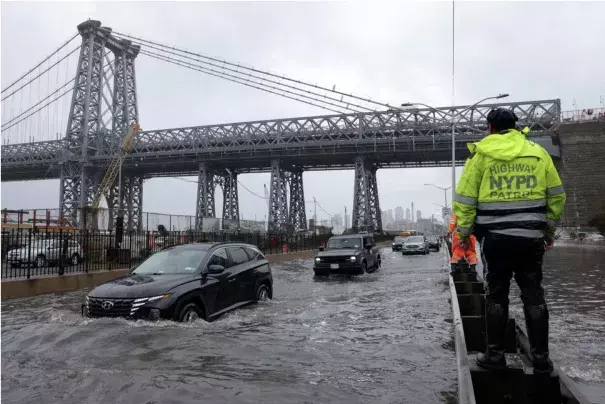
[1,229,333,280]
[561,107,605,124]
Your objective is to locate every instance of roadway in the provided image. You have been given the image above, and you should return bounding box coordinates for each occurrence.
[2,246,603,404]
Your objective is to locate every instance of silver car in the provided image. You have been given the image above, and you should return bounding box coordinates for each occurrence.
[401,235,430,255]
[6,238,84,268]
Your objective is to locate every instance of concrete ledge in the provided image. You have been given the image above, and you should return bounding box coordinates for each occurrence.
[1,249,317,301]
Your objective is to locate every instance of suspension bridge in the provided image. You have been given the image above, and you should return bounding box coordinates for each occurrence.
[1,20,562,233]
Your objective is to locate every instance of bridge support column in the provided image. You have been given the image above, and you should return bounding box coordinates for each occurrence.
[220,170,240,229]
[352,156,382,233]
[59,20,111,229]
[122,176,143,232]
[269,159,289,233]
[288,166,307,231]
[196,162,217,229]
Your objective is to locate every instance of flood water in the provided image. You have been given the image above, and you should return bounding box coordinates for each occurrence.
[2,245,604,404]
[2,249,457,404]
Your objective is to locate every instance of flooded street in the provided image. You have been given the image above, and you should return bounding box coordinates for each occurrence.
[2,249,457,404]
[2,244,604,404]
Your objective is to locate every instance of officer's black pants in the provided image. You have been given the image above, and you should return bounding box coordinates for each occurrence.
[480,234,546,308]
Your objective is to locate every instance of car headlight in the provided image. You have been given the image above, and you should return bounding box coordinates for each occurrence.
[315,257,321,262]
[392,242,395,245]
[131,294,172,315]
[350,256,357,261]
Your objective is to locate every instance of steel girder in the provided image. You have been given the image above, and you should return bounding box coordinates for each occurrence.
[1,100,561,169]
[352,156,382,233]
[106,38,141,229]
[59,21,111,227]
[287,167,307,231]
[220,170,240,222]
[269,160,289,232]
[195,162,216,229]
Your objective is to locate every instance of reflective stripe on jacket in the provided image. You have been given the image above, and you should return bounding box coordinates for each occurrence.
[453,128,566,239]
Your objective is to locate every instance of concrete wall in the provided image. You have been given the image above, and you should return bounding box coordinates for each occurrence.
[1,249,317,301]
[557,122,605,228]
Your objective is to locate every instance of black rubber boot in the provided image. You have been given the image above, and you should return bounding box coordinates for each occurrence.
[450,263,458,275]
[476,302,508,371]
[524,304,553,374]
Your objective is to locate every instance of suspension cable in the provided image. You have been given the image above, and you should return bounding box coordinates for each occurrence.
[116,33,373,113]
[1,46,80,101]
[113,31,390,111]
[1,32,79,94]
[139,50,350,115]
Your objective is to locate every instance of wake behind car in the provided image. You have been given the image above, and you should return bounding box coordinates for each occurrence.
[391,236,407,251]
[313,234,381,276]
[82,242,272,322]
[401,235,430,255]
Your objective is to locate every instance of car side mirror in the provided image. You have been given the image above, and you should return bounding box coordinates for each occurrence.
[318,246,325,252]
[364,244,372,250]
[208,264,225,274]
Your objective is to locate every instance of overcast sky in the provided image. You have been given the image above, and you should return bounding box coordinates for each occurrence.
[1,1,604,226]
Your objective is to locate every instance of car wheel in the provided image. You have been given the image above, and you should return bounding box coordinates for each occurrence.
[177,302,204,323]
[71,253,81,266]
[35,255,46,268]
[436,247,440,252]
[256,284,271,302]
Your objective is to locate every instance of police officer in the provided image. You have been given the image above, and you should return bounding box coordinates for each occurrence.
[453,108,566,373]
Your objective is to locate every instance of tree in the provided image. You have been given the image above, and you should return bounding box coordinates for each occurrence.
[589,201,605,237]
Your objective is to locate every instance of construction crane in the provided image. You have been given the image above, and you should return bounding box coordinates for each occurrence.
[87,123,141,228]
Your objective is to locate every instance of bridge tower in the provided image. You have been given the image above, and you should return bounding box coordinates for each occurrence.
[352,157,382,233]
[267,161,308,233]
[195,164,240,230]
[59,20,142,231]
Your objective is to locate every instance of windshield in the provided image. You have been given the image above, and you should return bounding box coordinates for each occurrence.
[327,237,362,249]
[406,236,424,243]
[394,237,406,242]
[133,248,208,275]
[427,236,437,241]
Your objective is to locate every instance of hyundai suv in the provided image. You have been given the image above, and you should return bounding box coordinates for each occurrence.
[313,234,381,276]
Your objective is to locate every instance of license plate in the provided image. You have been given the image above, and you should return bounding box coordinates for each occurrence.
[330,264,339,269]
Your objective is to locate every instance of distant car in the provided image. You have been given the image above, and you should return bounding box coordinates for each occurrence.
[402,236,430,255]
[82,242,272,322]
[313,234,381,276]
[6,238,84,268]
[426,236,441,252]
[392,236,407,251]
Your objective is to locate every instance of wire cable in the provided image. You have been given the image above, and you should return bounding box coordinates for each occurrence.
[1,32,78,94]
[116,33,373,114]
[139,49,350,115]
[113,31,389,111]
[1,46,80,101]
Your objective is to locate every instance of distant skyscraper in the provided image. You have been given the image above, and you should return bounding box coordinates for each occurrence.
[416,210,422,221]
[381,210,388,228]
[405,208,411,221]
[395,207,404,221]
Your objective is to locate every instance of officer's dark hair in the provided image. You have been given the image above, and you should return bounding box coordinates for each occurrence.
[487,108,519,132]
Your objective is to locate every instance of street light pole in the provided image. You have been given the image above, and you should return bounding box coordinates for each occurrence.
[403,93,510,206]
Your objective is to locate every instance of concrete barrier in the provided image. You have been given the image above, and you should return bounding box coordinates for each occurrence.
[1,249,318,301]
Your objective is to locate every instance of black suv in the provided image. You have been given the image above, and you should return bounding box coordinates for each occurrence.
[82,242,272,323]
[313,234,381,276]
[427,236,441,252]
[391,236,407,251]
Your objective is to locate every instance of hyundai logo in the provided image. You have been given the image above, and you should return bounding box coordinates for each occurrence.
[102,301,114,310]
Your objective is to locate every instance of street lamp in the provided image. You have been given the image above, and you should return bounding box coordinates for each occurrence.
[401,93,509,204]
[424,183,451,210]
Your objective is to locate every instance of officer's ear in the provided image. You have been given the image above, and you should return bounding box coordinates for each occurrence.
[487,124,494,134]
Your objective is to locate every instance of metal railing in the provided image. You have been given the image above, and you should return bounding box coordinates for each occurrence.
[1,228,333,280]
[561,107,605,124]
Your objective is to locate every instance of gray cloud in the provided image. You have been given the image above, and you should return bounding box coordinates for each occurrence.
[2,1,604,225]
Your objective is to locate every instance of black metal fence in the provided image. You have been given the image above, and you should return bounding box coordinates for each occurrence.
[1,229,333,280]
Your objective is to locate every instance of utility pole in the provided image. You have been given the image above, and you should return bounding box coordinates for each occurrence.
[344,205,348,230]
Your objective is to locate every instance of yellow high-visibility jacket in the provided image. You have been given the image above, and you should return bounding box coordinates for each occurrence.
[453,128,566,239]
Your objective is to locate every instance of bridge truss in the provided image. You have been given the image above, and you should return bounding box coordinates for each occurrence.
[1,20,562,233]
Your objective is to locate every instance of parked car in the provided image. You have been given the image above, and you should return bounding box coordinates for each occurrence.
[391,236,407,251]
[426,236,441,252]
[313,234,381,276]
[6,238,84,268]
[82,242,272,322]
[401,235,430,255]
